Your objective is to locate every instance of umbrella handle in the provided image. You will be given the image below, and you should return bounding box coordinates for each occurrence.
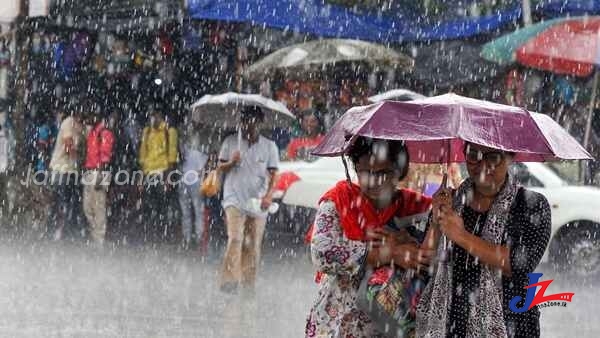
[435,235,448,262]
[445,140,452,183]
[439,235,452,262]
[442,140,453,257]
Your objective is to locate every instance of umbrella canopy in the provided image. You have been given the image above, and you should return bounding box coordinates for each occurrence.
[311,93,592,163]
[368,89,426,103]
[517,17,600,77]
[482,16,600,77]
[245,39,413,79]
[529,111,591,160]
[407,39,506,88]
[481,18,567,66]
[190,92,295,130]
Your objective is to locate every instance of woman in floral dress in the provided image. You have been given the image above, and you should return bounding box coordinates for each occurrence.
[305,137,436,338]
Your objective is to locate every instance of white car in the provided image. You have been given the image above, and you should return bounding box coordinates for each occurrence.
[275,157,600,278]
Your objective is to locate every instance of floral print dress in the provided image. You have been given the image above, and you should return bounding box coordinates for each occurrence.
[305,200,385,338]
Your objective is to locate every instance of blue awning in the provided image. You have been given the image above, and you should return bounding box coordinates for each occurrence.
[187,0,522,43]
[536,0,600,17]
[187,1,600,43]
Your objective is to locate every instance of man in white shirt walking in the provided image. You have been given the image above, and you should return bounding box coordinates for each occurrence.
[217,106,279,293]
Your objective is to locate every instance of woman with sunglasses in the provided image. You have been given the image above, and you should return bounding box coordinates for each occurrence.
[417,142,552,338]
[305,136,437,337]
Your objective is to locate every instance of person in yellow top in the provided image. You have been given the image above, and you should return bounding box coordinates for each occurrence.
[139,109,179,243]
[139,111,178,174]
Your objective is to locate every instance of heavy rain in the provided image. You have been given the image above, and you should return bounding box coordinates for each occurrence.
[0,0,599,337]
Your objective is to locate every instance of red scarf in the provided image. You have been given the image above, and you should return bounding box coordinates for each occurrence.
[305,180,432,243]
[305,181,431,284]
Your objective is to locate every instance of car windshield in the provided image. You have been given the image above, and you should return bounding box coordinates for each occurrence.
[544,161,579,185]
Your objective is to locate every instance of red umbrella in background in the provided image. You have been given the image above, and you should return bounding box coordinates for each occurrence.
[515,17,600,77]
[503,16,600,150]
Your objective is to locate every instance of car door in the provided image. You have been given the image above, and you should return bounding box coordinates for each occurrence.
[512,163,564,234]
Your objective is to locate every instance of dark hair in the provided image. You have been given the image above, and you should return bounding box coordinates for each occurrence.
[299,108,320,119]
[299,108,324,130]
[347,136,410,180]
[241,106,265,122]
[151,109,165,117]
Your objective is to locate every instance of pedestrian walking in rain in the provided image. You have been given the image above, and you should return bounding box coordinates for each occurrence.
[305,137,435,337]
[178,118,213,250]
[417,142,552,338]
[217,106,279,293]
[46,106,85,240]
[82,111,117,246]
[139,107,178,243]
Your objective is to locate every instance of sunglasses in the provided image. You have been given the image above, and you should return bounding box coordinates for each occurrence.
[465,149,505,166]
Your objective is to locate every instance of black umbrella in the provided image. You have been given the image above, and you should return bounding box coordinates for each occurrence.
[405,39,507,89]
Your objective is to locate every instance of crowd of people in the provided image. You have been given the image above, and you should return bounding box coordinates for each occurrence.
[12,96,445,253]
[3,96,335,292]
[2,92,464,251]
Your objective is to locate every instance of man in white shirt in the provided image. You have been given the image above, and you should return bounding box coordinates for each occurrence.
[217,106,279,293]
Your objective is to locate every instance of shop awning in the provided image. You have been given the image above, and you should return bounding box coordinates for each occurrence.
[187,0,522,43]
[536,0,600,17]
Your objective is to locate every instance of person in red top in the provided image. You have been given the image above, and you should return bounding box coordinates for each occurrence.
[82,110,117,246]
[286,109,325,161]
[305,136,438,337]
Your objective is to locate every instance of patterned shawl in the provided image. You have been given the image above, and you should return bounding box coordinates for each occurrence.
[416,175,519,338]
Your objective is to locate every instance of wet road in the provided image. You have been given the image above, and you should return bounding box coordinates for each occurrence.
[0,240,597,337]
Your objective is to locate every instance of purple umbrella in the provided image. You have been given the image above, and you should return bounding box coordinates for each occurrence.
[312,93,592,163]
